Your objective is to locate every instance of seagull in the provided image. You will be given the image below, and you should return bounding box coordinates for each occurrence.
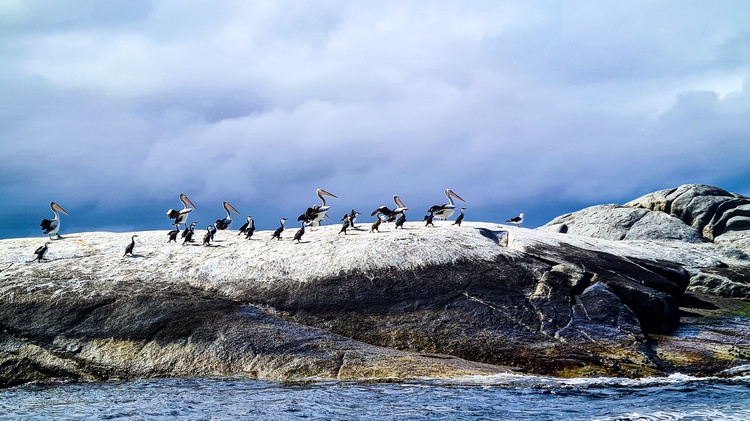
[506,213,524,227]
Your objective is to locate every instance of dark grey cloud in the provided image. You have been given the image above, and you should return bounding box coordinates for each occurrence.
[2,1,750,239]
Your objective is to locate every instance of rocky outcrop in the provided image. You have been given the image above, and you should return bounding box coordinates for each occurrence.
[540,184,750,298]
[3,185,750,387]
[2,210,748,388]
[541,204,705,242]
[626,184,750,251]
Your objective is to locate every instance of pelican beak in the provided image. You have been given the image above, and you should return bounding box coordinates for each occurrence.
[449,190,466,202]
[319,189,338,199]
[225,201,240,214]
[53,203,70,216]
[184,196,196,209]
[394,196,406,208]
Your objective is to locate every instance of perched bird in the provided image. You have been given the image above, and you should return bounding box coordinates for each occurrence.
[293,221,306,243]
[124,235,138,257]
[370,214,383,233]
[371,195,408,222]
[424,210,435,227]
[348,210,361,229]
[238,216,253,236]
[453,208,467,226]
[215,201,240,230]
[203,225,215,246]
[182,222,197,245]
[339,214,351,235]
[40,202,70,240]
[245,217,256,240]
[271,218,287,240]
[506,213,524,227]
[182,221,198,239]
[166,193,196,229]
[33,242,50,262]
[427,189,465,221]
[167,226,180,243]
[298,188,338,226]
[395,213,406,229]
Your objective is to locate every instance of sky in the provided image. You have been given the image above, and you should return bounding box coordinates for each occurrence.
[2,1,750,239]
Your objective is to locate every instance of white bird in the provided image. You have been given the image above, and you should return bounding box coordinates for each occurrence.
[40,202,70,240]
[166,193,196,229]
[427,189,465,220]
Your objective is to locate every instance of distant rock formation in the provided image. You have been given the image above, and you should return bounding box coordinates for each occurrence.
[540,184,750,298]
[626,184,750,251]
[542,184,750,251]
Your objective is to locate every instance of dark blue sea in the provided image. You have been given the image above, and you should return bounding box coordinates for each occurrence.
[3,373,750,420]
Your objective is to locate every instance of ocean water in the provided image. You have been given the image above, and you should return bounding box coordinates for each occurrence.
[2,373,750,420]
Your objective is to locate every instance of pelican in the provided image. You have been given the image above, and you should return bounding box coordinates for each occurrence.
[166,193,196,228]
[215,201,240,230]
[271,218,287,240]
[298,188,338,226]
[124,235,138,257]
[371,195,408,222]
[40,202,70,240]
[293,220,306,243]
[33,242,50,262]
[453,208,467,226]
[507,212,524,227]
[427,189,465,221]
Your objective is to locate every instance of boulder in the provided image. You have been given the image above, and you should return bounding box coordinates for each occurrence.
[626,184,750,246]
[541,204,704,242]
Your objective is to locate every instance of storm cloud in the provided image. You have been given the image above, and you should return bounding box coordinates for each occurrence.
[2,1,749,238]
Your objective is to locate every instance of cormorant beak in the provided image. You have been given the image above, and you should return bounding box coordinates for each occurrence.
[449,190,466,202]
[53,203,70,216]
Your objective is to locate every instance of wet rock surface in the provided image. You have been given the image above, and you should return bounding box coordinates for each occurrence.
[2,185,750,387]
